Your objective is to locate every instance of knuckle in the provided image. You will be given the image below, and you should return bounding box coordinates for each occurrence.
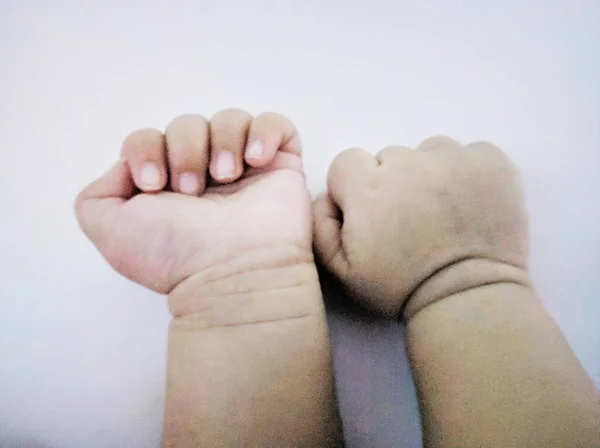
[469,140,504,155]
[329,147,373,175]
[336,146,366,161]
[328,148,370,185]
[469,141,516,168]
[375,145,411,161]
[166,114,206,132]
[418,135,461,151]
[256,111,284,122]
[330,148,356,171]
[121,128,162,156]
[211,108,252,123]
[253,112,295,136]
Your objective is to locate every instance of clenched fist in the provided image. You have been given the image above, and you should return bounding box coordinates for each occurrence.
[313,136,529,320]
[75,109,340,447]
[75,110,313,312]
[312,136,599,448]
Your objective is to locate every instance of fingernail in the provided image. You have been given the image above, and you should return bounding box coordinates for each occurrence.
[215,151,235,179]
[246,141,263,160]
[140,163,160,188]
[179,172,199,194]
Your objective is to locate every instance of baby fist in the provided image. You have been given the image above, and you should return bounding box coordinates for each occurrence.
[313,137,529,320]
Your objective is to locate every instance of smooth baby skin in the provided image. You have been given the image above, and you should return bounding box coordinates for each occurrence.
[76,110,342,447]
[313,136,600,448]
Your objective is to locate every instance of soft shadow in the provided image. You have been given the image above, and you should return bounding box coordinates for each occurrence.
[317,263,395,324]
[317,263,423,448]
[0,438,54,448]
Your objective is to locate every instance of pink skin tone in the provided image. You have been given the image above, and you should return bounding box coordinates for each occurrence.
[75,109,342,447]
[76,109,599,448]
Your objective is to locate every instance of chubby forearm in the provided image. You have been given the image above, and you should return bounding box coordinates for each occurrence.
[162,262,342,447]
[405,265,600,448]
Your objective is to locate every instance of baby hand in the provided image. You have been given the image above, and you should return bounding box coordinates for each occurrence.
[313,136,529,319]
[77,111,341,446]
[76,110,315,318]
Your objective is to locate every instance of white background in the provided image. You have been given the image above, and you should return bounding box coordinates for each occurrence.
[1,1,598,447]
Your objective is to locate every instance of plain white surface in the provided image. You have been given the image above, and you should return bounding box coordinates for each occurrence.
[1,1,599,447]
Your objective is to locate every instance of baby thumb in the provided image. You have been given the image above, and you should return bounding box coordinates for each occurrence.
[74,158,134,255]
[312,194,349,279]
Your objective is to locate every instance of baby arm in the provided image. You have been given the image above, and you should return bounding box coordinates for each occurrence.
[406,265,599,447]
[164,260,337,446]
[314,136,599,447]
[76,110,342,447]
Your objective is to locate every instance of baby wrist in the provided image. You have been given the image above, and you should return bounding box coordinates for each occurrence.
[167,248,324,328]
[402,257,532,321]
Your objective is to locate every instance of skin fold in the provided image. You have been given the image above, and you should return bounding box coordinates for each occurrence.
[77,113,599,447]
[313,136,600,448]
[75,109,343,447]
